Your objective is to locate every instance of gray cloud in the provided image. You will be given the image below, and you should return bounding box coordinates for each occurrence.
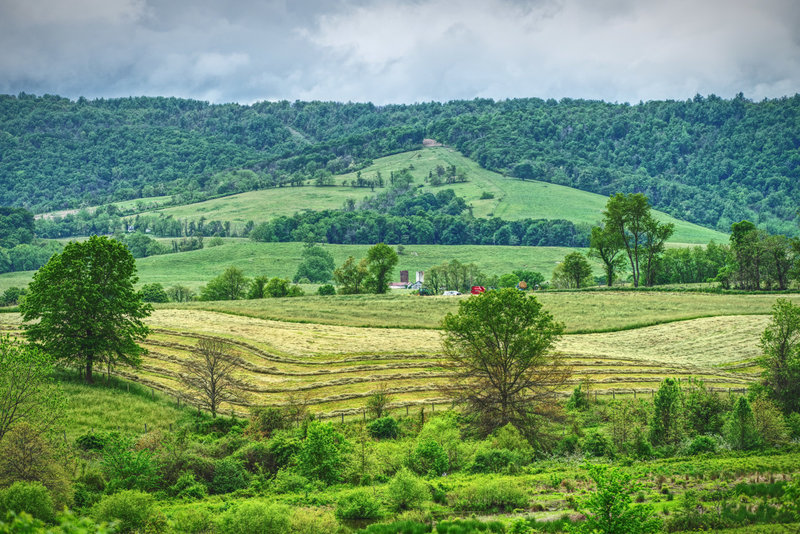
[0,0,798,103]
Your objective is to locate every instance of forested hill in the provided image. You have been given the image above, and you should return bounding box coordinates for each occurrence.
[2,93,799,234]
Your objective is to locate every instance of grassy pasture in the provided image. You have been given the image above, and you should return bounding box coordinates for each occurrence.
[177,290,800,331]
[142,147,726,244]
[0,241,597,293]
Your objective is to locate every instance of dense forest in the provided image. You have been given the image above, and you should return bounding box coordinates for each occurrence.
[2,93,799,233]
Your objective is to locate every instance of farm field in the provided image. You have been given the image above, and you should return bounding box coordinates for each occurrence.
[176,290,800,331]
[141,147,726,245]
[0,290,778,419]
[0,240,599,293]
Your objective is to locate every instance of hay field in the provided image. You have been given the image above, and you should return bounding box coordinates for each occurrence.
[0,306,763,419]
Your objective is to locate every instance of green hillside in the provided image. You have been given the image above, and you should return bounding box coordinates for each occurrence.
[144,147,727,244]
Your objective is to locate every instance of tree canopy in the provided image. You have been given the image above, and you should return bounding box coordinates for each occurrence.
[20,236,151,383]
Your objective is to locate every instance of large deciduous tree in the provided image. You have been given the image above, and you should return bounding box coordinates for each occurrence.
[589,226,626,286]
[333,256,370,294]
[199,266,249,301]
[553,251,594,289]
[20,236,151,383]
[440,288,570,442]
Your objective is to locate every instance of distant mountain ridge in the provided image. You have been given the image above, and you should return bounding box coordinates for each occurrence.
[1,93,798,234]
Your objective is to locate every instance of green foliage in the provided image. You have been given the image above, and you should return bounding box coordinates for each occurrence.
[335,489,383,520]
[20,235,151,383]
[567,382,590,411]
[75,432,108,451]
[0,482,55,524]
[758,298,800,413]
[116,232,168,258]
[441,288,568,438]
[724,396,761,450]
[210,457,250,494]
[411,439,449,477]
[168,472,207,500]
[199,266,249,301]
[553,251,593,289]
[569,463,662,534]
[469,448,520,474]
[436,519,505,533]
[367,417,399,439]
[92,490,156,534]
[387,467,430,511]
[357,520,431,534]
[687,435,717,455]
[454,478,527,513]
[294,245,335,283]
[217,501,291,534]
[366,243,399,294]
[0,207,34,248]
[334,256,370,294]
[317,283,336,295]
[0,336,64,441]
[169,507,215,534]
[684,380,725,436]
[101,435,159,492]
[650,378,684,447]
[0,286,26,306]
[298,421,347,485]
[139,282,169,303]
[498,273,519,288]
[248,406,288,439]
[583,431,613,458]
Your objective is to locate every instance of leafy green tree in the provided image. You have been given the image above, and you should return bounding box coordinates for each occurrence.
[0,337,64,441]
[166,284,195,302]
[724,396,760,450]
[589,226,627,286]
[139,283,169,303]
[21,236,151,383]
[441,288,570,439]
[366,243,398,294]
[247,275,269,299]
[758,298,800,413]
[333,256,370,294]
[512,269,545,288]
[264,277,290,298]
[554,252,593,289]
[649,378,684,447]
[569,463,661,534]
[293,245,335,283]
[298,422,347,485]
[199,266,249,301]
[498,273,520,288]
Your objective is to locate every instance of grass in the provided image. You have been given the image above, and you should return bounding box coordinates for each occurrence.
[141,147,726,244]
[174,290,800,331]
[0,241,598,293]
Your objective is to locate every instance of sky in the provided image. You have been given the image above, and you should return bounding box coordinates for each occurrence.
[1,0,798,105]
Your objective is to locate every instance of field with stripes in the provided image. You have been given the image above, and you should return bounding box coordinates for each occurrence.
[4,291,791,421]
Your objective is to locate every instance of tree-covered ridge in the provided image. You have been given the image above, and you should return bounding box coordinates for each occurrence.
[2,93,799,233]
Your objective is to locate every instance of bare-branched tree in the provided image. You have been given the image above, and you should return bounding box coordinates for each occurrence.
[181,338,248,418]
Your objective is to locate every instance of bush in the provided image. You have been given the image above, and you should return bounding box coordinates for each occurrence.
[75,432,109,451]
[469,448,519,473]
[454,478,527,513]
[218,501,291,534]
[234,440,275,474]
[357,520,431,534]
[210,458,250,494]
[298,422,346,485]
[0,482,55,523]
[317,284,336,296]
[248,406,288,438]
[787,412,800,440]
[687,435,717,455]
[387,467,430,511]
[170,507,214,534]
[411,439,448,477]
[273,468,311,494]
[436,518,505,533]
[92,490,156,533]
[336,489,383,520]
[368,416,399,439]
[583,431,612,457]
[140,282,169,303]
[169,472,207,500]
[290,508,340,534]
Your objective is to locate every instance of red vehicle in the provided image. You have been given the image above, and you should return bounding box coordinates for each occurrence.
[470,286,485,294]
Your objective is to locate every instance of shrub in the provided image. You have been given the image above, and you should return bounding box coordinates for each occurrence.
[583,431,612,457]
[298,422,346,485]
[387,467,430,511]
[290,508,340,534]
[210,458,249,494]
[357,520,431,534]
[101,435,159,492]
[92,490,156,533]
[436,518,505,533]
[248,406,288,438]
[0,482,55,523]
[554,435,580,456]
[411,439,448,477]
[317,284,336,296]
[273,468,311,494]
[217,501,291,534]
[787,412,800,440]
[170,507,214,534]
[75,432,109,451]
[567,383,590,411]
[336,489,383,520]
[479,191,495,200]
[687,435,717,455]
[169,472,207,500]
[469,448,519,473]
[368,416,399,439]
[454,478,527,513]
[234,440,275,474]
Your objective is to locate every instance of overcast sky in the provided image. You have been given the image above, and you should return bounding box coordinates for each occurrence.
[1,0,798,104]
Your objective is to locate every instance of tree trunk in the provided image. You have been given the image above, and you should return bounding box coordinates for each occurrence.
[85,355,93,384]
